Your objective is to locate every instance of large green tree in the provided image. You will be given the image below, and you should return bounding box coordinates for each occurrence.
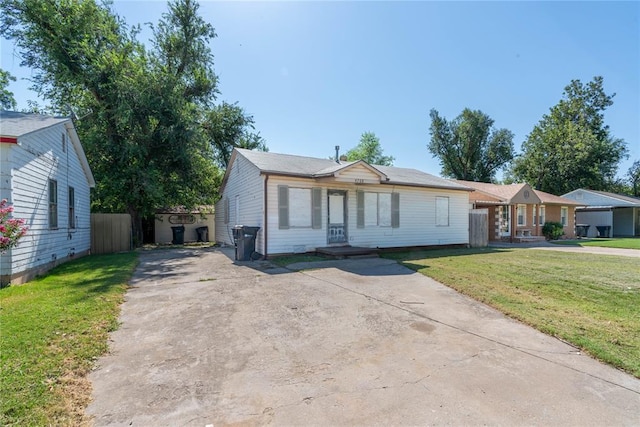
[509,76,627,194]
[626,160,640,197]
[345,132,394,166]
[204,101,267,168]
[428,108,514,182]
[0,68,17,110]
[1,0,260,244]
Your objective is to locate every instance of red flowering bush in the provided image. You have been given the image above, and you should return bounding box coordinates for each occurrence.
[0,199,28,253]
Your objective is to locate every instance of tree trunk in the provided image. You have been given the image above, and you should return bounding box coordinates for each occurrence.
[128,206,143,248]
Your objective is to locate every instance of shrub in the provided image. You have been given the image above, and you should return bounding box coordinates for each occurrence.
[0,199,28,253]
[542,221,564,240]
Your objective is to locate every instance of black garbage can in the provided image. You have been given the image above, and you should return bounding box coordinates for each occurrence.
[196,226,209,242]
[234,225,260,261]
[596,225,611,238]
[171,225,185,245]
[575,224,590,238]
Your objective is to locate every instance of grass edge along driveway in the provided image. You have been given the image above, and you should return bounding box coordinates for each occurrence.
[1,252,138,426]
[551,237,640,250]
[382,247,640,378]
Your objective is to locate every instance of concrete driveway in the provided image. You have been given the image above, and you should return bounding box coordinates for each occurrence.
[87,248,640,426]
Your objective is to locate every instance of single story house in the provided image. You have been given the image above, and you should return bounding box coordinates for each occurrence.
[454,180,582,242]
[0,110,95,285]
[151,206,215,244]
[215,148,472,257]
[561,189,640,237]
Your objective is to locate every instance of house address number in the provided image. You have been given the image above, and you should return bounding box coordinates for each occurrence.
[355,178,365,184]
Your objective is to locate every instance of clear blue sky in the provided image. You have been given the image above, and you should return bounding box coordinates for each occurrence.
[2,1,638,181]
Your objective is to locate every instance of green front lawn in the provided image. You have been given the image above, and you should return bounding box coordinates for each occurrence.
[552,237,640,250]
[1,252,138,426]
[383,248,640,378]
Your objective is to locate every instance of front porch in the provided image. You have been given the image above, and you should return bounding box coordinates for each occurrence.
[509,234,547,244]
[316,245,379,259]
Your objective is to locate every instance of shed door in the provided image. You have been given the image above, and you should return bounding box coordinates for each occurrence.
[328,190,347,244]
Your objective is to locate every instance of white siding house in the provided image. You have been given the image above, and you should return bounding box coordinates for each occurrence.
[562,189,640,237]
[1,111,95,285]
[215,148,471,257]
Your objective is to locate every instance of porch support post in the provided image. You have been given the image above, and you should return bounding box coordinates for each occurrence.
[510,204,515,243]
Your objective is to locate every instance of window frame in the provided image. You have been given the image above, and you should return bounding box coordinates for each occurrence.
[278,186,322,229]
[68,186,75,229]
[49,179,58,229]
[363,191,393,227]
[560,206,568,227]
[516,204,526,226]
[435,196,450,227]
[357,191,399,229]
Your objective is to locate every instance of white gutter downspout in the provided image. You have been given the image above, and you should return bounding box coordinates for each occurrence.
[263,174,269,258]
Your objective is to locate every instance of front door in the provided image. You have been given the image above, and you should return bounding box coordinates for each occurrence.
[499,205,511,237]
[328,190,347,244]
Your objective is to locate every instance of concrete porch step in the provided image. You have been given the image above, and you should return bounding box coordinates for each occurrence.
[316,246,379,259]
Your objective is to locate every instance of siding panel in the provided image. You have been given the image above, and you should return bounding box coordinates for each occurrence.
[1,123,92,284]
[215,153,265,252]
[266,177,469,255]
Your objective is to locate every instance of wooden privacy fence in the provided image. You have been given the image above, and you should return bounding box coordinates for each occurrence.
[91,213,132,254]
[469,208,489,248]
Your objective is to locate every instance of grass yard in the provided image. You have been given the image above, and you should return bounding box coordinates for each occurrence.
[383,248,640,378]
[552,237,640,250]
[0,252,138,426]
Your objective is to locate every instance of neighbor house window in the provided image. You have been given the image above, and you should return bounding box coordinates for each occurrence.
[435,196,449,227]
[68,187,75,229]
[539,205,546,226]
[278,186,322,229]
[517,204,526,226]
[561,206,568,226]
[49,179,58,229]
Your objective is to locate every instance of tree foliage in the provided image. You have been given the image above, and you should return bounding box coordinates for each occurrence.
[626,160,640,197]
[204,101,267,168]
[509,76,627,195]
[0,68,17,110]
[1,0,264,245]
[428,108,514,182]
[345,132,394,166]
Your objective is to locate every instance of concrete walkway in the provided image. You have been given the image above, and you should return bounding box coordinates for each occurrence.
[87,247,640,426]
[489,240,640,257]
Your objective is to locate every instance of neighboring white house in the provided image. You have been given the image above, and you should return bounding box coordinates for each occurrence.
[562,188,640,237]
[215,148,472,257]
[0,110,95,285]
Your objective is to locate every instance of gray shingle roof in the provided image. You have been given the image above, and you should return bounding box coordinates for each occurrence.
[0,110,70,137]
[236,148,470,191]
[585,189,640,206]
